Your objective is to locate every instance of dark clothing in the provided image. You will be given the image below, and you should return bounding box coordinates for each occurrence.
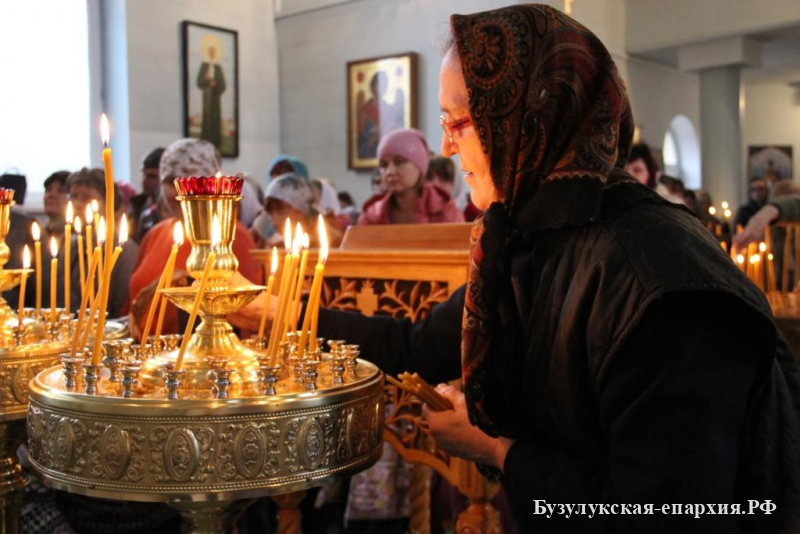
[317,184,800,533]
[2,210,34,306]
[735,200,766,229]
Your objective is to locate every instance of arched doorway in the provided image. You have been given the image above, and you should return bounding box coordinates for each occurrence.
[662,115,701,189]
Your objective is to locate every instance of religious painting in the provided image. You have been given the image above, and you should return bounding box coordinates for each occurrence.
[182,21,239,157]
[347,53,418,170]
[748,145,792,185]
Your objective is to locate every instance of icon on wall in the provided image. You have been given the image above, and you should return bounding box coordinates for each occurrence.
[347,52,418,170]
[182,21,239,158]
[748,145,793,185]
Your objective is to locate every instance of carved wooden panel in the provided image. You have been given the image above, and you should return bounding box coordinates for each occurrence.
[320,278,449,320]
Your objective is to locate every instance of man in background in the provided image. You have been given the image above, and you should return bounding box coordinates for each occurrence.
[131,148,164,242]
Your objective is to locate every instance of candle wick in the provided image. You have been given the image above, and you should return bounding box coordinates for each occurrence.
[103,140,109,149]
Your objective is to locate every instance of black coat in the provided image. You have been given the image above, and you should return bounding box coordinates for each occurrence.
[317,184,800,533]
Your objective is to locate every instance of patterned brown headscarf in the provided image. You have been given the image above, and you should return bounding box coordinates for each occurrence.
[454,4,635,437]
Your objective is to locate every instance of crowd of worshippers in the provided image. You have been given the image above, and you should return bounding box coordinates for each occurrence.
[0,128,475,333]
[2,135,791,325]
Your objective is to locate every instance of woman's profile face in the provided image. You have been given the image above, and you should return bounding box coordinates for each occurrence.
[379,155,421,194]
[625,158,650,186]
[438,49,498,211]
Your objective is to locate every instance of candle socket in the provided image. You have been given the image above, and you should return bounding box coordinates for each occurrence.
[330,357,347,386]
[61,354,85,389]
[60,314,75,337]
[120,365,141,398]
[12,325,26,347]
[247,335,268,350]
[327,340,346,357]
[289,355,303,386]
[302,360,321,391]
[102,340,131,383]
[130,343,150,362]
[162,334,182,352]
[46,321,61,343]
[164,366,186,400]
[286,331,299,351]
[344,345,360,378]
[257,357,281,396]
[82,363,101,395]
[205,357,232,399]
[146,336,167,355]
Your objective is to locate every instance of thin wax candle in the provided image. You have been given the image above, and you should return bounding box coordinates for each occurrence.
[258,247,279,338]
[85,205,94,308]
[32,222,41,314]
[142,221,182,344]
[49,237,58,322]
[91,214,126,366]
[267,220,294,360]
[299,215,329,354]
[75,217,85,302]
[65,201,73,314]
[18,246,30,328]
[175,215,220,371]
[72,248,100,357]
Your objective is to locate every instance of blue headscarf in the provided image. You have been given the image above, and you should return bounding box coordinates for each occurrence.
[268,154,309,181]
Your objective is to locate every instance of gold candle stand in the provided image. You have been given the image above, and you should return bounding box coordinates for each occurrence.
[27,177,385,533]
[0,192,73,534]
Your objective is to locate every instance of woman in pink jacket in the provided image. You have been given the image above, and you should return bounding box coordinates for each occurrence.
[358,128,464,225]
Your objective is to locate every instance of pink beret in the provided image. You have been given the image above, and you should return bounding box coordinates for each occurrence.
[377,129,431,175]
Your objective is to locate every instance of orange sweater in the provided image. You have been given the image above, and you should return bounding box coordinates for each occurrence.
[127,217,261,335]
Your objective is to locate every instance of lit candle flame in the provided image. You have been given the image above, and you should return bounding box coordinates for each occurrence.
[100,114,110,147]
[49,236,58,258]
[318,215,329,264]
[215,171,222,178]
[750,254,760,265]
[91,199,99,214]
[768,253,775,261]
[303,232,310,250]
[85,204,94,224]
[173,221,184,246]
[119,214,128,245]
[736,254,745,264]
[66,201,74,223]
[759,242,767,253]
[292,223,302,255]
[724,208,732,219]
[97,217,106,245]
[22,245,30,269]
[708,206,717,216]
[270,246,279,275]
[284,219,292,253]
[31,221,40,241]
[74,217,82,233]
[211,214,222,249]
[721,201,729,210]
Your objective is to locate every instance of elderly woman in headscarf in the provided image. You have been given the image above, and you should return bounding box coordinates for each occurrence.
[233,6,800,532]
[127,138,261,338]
[253,174,343,248]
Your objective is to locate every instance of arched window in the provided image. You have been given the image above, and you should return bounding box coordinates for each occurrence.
[662,115,701,189]
[663,129,680,177]
[0,0,90,208]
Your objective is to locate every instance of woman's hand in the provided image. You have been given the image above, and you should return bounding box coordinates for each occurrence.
[422,384,514,470]
[733,204,779,252]
[227,271,279,332]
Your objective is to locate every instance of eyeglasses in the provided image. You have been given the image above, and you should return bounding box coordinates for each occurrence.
[439,114,472,143]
